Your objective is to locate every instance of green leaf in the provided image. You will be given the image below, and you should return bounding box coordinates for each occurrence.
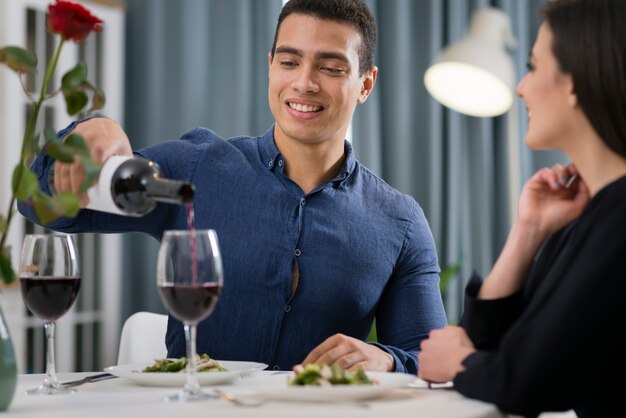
[49,192,80,218]
[0,46,37,73]
[44,127,58,143]
[63,134,90,156]
[53,134,101,192]
[63,90,88,115]
[61,62,87,90]
[440,258,463,293]
[46,142,75,163]
[33,195,60,225]
[0,250,16,285]
[90,87,106,112]
[80,158,101,193]
[12,164,39,201]
[367,320,377,342]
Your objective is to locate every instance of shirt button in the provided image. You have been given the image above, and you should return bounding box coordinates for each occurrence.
[273,365,280,371]
[294,249,302,257]
[278,159,284,167]
[300,198,306,206]
[268,160,274,168]
[284,305,291,313]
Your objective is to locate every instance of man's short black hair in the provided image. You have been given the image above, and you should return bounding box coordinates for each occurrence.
[271,0,377,76]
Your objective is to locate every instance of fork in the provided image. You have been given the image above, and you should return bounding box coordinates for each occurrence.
[214,389,265,407]
[61,373,117,388]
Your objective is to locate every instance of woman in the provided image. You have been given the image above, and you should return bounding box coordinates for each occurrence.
[418,0,626,417]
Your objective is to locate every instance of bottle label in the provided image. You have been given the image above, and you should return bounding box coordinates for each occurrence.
[86,155,132,215]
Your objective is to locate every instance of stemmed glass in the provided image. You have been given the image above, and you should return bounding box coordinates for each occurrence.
[156,229,224,402]
[19,234,81,395]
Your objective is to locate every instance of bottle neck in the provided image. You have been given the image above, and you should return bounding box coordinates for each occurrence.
[144,176,195,204]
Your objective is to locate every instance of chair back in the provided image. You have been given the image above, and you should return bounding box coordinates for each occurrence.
[117,311,168,364]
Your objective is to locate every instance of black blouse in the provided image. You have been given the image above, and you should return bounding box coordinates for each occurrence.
[454,175,626,418]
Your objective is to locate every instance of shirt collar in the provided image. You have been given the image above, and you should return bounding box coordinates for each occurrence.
[258,126,282,171]
[258,125,356,186]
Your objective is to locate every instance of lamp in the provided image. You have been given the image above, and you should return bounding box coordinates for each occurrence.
[424,8,517,117]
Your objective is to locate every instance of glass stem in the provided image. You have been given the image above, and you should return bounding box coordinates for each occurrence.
[183,322,199,395]
[44,321,59,388]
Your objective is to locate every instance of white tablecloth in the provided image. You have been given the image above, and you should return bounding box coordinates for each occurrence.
[3,372,504,418]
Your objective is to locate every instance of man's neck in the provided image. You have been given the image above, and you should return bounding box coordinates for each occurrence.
[275,134,346,195]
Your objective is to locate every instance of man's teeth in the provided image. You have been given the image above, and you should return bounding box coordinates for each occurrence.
[289,102,321,112]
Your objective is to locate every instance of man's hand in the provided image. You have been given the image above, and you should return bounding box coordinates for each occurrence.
[418,326,475,383]
[299,333,394,372]
[54,118,132,206]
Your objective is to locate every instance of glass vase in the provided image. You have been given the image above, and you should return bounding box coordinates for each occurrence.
[0,305,17,411]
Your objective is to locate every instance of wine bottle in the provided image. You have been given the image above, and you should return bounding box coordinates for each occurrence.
[49,156,195,217]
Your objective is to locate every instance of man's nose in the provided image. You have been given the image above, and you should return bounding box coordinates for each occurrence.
[292,65,320,93]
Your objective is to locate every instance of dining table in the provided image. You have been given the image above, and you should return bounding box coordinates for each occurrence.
[4,371,505,418]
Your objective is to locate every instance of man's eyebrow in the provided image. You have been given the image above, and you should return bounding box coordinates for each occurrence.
[274,46,350,64]
[275,46,303,57]
[315,51,349,63]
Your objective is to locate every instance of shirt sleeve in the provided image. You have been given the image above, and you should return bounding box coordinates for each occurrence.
[374,203,448,374]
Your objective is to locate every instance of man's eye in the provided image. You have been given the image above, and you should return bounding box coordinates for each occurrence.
[322,67,344,75]
[280,61,298,68]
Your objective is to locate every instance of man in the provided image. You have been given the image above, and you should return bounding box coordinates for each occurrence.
[19,0,447,373]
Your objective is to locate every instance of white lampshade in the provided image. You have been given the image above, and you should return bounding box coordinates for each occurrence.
[424,8,517,117]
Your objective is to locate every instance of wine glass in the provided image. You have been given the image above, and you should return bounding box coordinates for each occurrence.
[19,234,81,395]
[156,229,223,402]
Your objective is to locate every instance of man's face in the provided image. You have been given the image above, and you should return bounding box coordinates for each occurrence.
[268,13,376,148]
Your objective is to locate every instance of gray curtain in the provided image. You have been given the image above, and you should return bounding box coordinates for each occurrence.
[119,0,566,324]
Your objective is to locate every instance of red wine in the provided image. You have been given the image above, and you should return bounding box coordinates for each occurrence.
[158,284,221,323]
[20,276,81,321]
[185,202,198,286]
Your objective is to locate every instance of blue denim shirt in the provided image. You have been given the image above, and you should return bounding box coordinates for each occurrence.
[19,123,447,373]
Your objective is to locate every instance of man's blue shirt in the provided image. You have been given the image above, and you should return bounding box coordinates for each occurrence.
[19,124,447,373]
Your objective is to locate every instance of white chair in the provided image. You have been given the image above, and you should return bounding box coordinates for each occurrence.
[117,311,169,364]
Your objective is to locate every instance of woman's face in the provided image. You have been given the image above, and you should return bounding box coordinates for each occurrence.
[516,23,577,150]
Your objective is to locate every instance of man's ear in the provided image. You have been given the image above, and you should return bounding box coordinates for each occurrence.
[357,66,378,104]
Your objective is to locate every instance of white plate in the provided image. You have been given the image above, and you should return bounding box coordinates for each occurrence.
[243,372,416,401]
[104,361,268,387]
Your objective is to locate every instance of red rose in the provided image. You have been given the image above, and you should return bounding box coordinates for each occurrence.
[47,0,103,42]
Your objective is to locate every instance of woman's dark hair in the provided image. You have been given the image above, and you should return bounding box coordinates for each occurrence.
[542,0,626,157]
[270,0,377,77]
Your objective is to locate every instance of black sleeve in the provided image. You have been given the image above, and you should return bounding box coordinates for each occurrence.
[459,272,524,350]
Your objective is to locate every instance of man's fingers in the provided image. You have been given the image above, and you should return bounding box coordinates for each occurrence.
[332,350,363,370]
[69,159,85,195]
[301,335,342,365]
[346,361,368,372]
[312,344,355,367]
[55,162,72,193]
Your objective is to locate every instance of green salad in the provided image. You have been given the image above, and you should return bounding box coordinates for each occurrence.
[288,364,373,386]
[142,354,226,373]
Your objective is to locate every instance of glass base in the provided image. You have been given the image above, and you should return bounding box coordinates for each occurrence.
[164,388,216,403]
[25,382,75,395]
